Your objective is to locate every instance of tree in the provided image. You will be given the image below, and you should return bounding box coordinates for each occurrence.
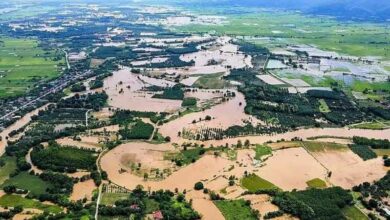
[384,159,390,167]
[194,182,204,190]
[3,185,16,194]
[244,139,250,147]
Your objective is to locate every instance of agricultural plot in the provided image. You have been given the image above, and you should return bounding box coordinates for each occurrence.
[0,37,63,98]
[178,11,390,59]
[1,172,52,196]
[193,73,227,89]
[256,74,285,85]
[306,178,327,189]
[349,145,377,161]
[0,156,16,185]
[241,174,279,192]
[0,194,62,213]
[214,199,258,220]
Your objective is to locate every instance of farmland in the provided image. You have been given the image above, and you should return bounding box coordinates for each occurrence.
[0,37,63,98]
[0,1,388,220]
[177,10,390,59]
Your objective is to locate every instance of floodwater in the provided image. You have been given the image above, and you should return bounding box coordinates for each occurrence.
[0,104,49,155]
[104,67,182,112]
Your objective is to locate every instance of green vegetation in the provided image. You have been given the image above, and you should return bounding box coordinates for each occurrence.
[193,73,227,89]
[152,85,184,100]
[352,136,390,149]
[0,194,62,213]
[306,178,327,189]
[214,199,258,220]
[2,172,52,196]
[99,186,200,219]
[182,97,197,107]
[349,145,377,161]
[58,92,108,111]
[342,205,368,220]
[179,11,390,59]
[31,143,97,172]
[101,193,129,206]
[241,174,279,192]
[373,149,390,156]
[0,156,17,185]
[167,147,206,166]
[352,81,390,93]
[70,83,86,92]
[318,99,331,113]
[0,37,62,98]
[350,121,390,130]
[254,144,272,160]
[273,187,353,220]
[302,141,347,152]
[119,120,154,140]
[352,172,390,218]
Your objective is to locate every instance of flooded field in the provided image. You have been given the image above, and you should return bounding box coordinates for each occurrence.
[256,147,327,190]
[104,68,182,112]
[160,89,262,141]
[0,104,49,155]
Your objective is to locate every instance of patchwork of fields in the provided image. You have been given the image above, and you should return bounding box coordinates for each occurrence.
[0,37,63,98]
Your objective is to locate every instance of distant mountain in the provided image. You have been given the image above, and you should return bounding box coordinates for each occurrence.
[175,0,390,22]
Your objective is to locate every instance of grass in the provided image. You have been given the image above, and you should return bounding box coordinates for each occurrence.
[328,67,350,73]
[241,174,279,192]
[145,198,160,214]
[318,99,331,113]
[0,37,63,98]
[302,141,348,152]
[342,205,368,220]
[214,200,257,220]
[178,147,206,165]
[0,156,17,185]
[352,81,390,93]
[178,10,390,59]
[1,172,52,196]
[373,149,390,157]
[306,178,327,189]
[350,121,390,130]
[0,194,62,213]
[253,144,272,160]
[193,73,227,89]
[100,193,129,205]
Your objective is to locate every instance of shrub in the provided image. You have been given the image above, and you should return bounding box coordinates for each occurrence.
[194,182,204,190]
